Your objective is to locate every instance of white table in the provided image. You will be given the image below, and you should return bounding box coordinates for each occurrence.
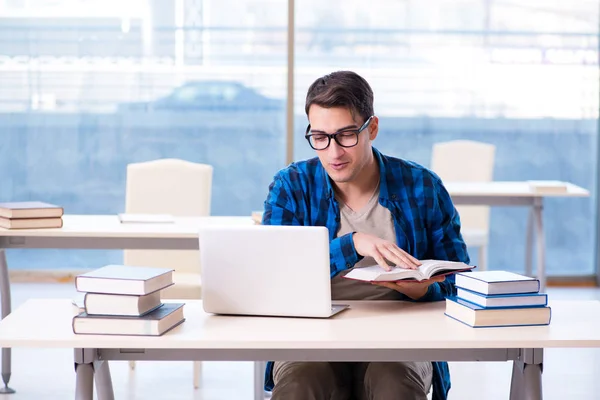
[1,299,600,400]
[0,214,254,393]
[445,181,589,290]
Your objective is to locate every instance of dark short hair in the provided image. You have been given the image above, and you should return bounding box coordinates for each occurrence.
[304,71,374,123]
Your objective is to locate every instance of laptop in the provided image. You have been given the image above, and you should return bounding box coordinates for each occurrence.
[198,224,349,318]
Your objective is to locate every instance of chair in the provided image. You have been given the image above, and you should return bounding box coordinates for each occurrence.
[124,158,213,388]
[430,140,496,270]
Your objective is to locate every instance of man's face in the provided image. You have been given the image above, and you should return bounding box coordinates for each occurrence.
[307,105,378,184]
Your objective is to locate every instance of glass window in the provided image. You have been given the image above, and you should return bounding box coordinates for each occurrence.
[1,0,598,278]
[295,0,598,276]
[0,0,287,269]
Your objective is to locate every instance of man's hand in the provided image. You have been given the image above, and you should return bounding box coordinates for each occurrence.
[352,232,421,271]
[372,276,445,300]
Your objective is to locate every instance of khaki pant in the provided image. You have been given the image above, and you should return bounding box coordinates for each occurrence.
[271,361,433,400]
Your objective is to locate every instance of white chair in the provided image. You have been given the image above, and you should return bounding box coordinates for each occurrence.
[431,140,496,270]
[124,158,213,388]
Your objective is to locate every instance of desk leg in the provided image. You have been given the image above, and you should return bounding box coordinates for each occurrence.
[509,360,524,400]
[524,200,546,291]
[75,349,97,400]
[94,360,115,400]
[509,349,543,400]
[75,364,94,400]
[525,208,534,277]
[0,249,14,394]
[522,363,543,400]
[533,199,546,291]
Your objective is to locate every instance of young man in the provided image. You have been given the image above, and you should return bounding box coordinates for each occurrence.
[261,71,470,400]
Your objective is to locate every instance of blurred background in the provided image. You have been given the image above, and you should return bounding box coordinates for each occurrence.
[0,0,597,281]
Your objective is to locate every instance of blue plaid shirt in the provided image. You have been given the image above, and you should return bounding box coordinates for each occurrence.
[261,147,470,400]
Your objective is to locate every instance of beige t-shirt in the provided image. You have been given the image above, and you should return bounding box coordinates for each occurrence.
[331,186,402,301]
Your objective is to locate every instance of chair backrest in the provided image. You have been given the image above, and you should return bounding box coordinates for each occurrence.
[430,140,495,231]
[124,158,213,274]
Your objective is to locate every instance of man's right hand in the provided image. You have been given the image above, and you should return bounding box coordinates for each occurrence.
[352,232,421,271]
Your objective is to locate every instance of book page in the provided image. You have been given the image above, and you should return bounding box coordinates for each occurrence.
[344,265,421,281]
[418,259,470,278]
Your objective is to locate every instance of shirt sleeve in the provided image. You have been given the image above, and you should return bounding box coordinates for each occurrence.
[261,174,301,226]
[262,172,360,277]
[329,232,361,276]
[417,175,471,302]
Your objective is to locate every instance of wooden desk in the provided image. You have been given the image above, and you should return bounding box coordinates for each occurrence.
[445,181,589,202]
[445,181,589,291]
[0,214,254,393]
[1,299,599,400]
[0,215,253,248]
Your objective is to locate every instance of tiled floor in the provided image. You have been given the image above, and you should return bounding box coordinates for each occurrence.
[1,283,600,399]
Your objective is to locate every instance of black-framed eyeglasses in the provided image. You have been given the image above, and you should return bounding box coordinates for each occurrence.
[305,116,374,151]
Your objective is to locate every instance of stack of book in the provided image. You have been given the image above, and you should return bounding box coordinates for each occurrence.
[445,270,551,328]
[72,265,185,336]
[0,201,63,229]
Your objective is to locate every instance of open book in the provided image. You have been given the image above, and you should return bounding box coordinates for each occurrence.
[343,259,474,282]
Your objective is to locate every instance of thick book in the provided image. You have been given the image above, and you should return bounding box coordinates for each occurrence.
[455,271,540,295]
[84,291,162,316]
[343,259,474,282]
[0,201,63,219]
[73,302,185,336]
[456,287,548,309]
[75,265,174,295]
[527,180,568,194]
[445,296,551,328]
[0,217,63,229]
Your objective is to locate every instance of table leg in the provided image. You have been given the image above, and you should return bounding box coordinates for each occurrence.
[533,199,546,291]
[509,360,524,400]
[525,208,534,278]
[0,249,14,394]
[94,360,115,400]
[522,363,543,400]
[75,363,94,400]
[75,349,97,400]
[509,349,543,400]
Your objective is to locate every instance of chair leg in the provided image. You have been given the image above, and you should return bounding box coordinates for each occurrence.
[193,361,202,389]
[254,361,267,400]
[128,360,136,371]
[478,245,488,271]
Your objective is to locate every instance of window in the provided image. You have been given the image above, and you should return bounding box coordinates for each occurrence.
[0,0,287,269]
[0,0,598,278]
[295,0,598,276]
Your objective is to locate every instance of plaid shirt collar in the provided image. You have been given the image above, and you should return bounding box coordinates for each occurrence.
[319,147,395,202]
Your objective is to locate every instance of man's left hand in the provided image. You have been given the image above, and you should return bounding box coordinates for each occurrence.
[372,276,446,300]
